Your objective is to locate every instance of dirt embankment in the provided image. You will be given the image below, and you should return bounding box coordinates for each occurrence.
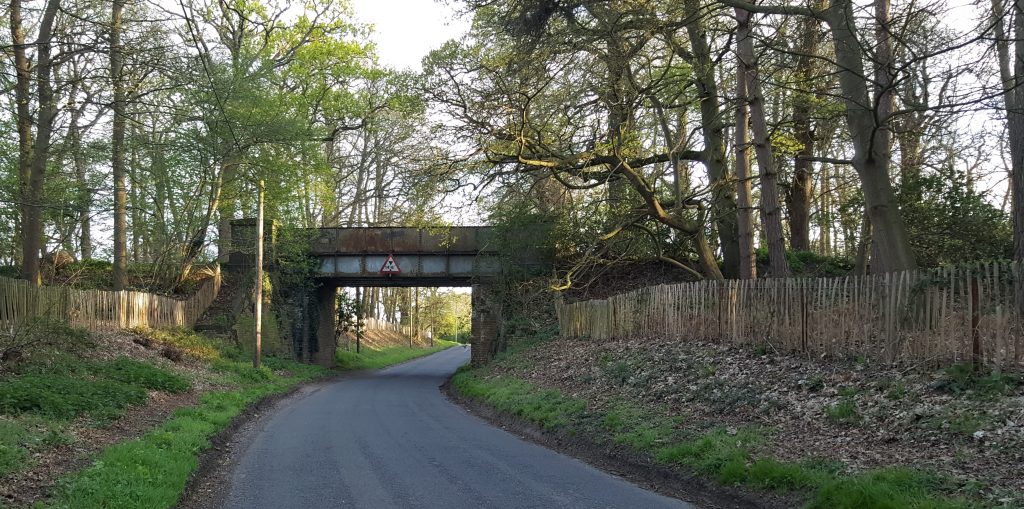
[337,327,431,351]
[483,337,1023,506]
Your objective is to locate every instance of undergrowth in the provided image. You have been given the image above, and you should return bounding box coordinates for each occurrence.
[0,356,189,421]
[451,368,978,509]
[934,364,1022,399]
[129,327,232,361]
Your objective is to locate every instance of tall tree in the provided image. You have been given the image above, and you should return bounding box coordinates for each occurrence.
[992,0,1024,262]
[786,11,826,252]
[111,0,128,289]
[721,0,917,272]
[736,8,790,277]
[10,0,62,285]
[734,34,756,280]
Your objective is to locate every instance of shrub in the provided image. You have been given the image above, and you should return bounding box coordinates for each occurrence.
[755,248,854,277]
[95,358,190,393]
[0,374,147,420]
[1,318,92,369]
[934,364,1021,399]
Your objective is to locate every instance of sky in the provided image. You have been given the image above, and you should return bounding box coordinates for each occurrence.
[348,0,471,71]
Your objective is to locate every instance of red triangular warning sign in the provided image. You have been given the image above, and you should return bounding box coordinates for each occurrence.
[380,254,401,274]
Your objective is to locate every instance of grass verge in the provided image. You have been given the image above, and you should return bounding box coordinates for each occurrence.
[40,358,326,509]
[451,367,978,509]
[2,324,455,509]
[335,340,458,370]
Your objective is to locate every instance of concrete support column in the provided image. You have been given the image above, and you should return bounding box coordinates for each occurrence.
[315,285,337,368]
[470,284,501,365]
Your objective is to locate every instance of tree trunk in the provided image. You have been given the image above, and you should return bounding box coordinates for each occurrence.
[253,179,264,369]
[11,0,34,283]
[825,0,916,272]
[1015,2,1024,264]
[992,0,1024,262]
[683,0,740,278]
[64,78,93,261]
[737,8,791,277]
[130,129,142,262]
[854,210,871,275]
[734,41,757,280]
[111,0,128,290]
[217,159,239,262]
[151,127,169,251]
[11,0,62,286]
[820,163,832,256]
[787,14,822,252]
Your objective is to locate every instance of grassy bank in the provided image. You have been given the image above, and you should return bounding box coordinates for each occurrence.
[0,323,455,509]
[452,362,984,509]
[335,340,458,370]
[43,357,325,509]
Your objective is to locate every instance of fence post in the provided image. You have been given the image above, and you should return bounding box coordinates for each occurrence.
[971,275,981,369]
[717,281,723,339]
[800,279,808,353]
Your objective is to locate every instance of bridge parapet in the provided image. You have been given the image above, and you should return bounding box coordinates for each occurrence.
[310,227,500,286]
[310,227,496,256]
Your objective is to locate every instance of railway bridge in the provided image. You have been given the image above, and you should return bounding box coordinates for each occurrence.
[229,221,517,366]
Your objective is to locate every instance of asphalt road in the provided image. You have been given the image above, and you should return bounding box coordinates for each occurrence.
[221,346,695,509]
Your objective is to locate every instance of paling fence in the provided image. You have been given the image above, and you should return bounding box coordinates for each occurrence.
[360,317,431,339]
[556,262,1023,368]
[0,267,222,332]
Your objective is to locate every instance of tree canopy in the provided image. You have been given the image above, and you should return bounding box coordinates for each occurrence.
[0,0,1018,293]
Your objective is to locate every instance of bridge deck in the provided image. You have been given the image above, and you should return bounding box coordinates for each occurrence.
[310,227,500,285]
[309,227,496,255]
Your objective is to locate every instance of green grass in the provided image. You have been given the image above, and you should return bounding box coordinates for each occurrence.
[0,416,71,476]
[41,341,454,508]
[826,399,861,425]
[451,368,586,429]
[0,352,193,481]
[1,322,455,509]
[334,340,458,370]
[42,358,326,509]
[0,357,189,421]
[452,368,974,509]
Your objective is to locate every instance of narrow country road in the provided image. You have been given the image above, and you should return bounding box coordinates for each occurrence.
[220,346,694,509]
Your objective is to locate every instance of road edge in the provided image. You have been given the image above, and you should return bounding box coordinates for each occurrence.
[176,347,460,509]
[174,373,346,509]
[441,377,794,509]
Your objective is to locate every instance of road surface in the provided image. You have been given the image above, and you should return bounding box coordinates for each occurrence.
[221,346,694,509]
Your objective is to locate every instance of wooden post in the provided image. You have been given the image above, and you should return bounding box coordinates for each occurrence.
[355,287,362,354]
[253,179,264,369]
[800,279,808,353]
[971,275,981,369]
[413,287,419,348]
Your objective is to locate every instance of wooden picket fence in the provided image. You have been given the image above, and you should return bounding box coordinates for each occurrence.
[361,317,430,339]
[556,261,1023,369]
[0,267,222,332]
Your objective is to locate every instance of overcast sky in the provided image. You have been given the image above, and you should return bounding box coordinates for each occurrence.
[349,0,470,71]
